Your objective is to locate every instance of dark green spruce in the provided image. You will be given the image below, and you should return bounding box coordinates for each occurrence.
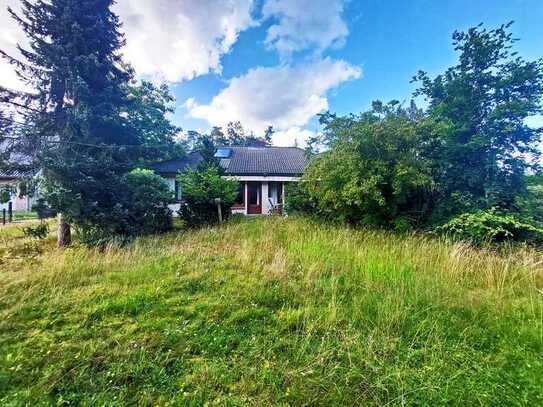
[0,0,180,245]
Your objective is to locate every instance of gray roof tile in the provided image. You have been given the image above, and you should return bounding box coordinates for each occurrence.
[151,151,204,174]
[152,147,307,177]
[220,147,306,176]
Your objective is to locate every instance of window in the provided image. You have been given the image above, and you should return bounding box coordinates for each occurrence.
[234,182,244,207]
[174,180,181,201]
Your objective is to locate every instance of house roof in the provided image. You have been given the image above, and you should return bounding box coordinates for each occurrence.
[0,168,32,180]
[220,146,306,176]
[151,151,204,174]
[152,146,307,177]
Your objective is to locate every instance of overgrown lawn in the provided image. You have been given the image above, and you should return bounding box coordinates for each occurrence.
[0,217,542,405]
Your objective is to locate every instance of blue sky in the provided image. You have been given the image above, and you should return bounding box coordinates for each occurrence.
[1,0,542,145]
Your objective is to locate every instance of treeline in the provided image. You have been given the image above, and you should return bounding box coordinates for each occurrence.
[289,23,543,244]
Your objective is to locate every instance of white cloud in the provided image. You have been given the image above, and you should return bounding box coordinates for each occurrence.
[525,115,543,129]
[273,126,315,147]
[262,0,348,56]
[187,57,361,135]
[0,0,29,91]
[114,0,256,82]
[1,1,256,86]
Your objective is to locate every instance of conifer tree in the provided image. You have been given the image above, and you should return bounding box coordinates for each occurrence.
[0,0,178,246]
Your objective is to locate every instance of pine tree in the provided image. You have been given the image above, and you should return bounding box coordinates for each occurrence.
[0,0,177,245]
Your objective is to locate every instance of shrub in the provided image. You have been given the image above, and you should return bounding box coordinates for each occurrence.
[121,169,174,235]
[284,182,317,215]
[301,108,439,226]
[0,185,13,204]
[178,166,238,226]
[435,209,543,245]
[32,198,56,219]
[75,169,174,245]
[21,223,49,239]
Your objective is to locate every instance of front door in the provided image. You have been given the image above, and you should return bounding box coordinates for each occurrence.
[247,182,261,214]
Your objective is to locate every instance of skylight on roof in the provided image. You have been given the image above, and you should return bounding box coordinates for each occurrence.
[214,148,232,159]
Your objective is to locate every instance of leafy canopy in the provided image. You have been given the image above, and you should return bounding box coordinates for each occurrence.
[299,22,543,234]
[413,22,543,217]
[177,166,239,226]
[303,103,443,228]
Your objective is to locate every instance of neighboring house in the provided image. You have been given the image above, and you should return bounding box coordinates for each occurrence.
[152,146,307,215]
[0,169,36,212]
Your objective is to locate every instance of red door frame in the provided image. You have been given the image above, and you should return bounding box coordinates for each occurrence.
[247,181,262,214]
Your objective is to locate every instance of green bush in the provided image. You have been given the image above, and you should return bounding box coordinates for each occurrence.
[32,199,56,219]
[121,169,174,235]
[435,209,543,245]
[0,185,13,204]
[75,169,174,245]
[21,223,49,239]
[178,166,238,226]
[284,182,317,215]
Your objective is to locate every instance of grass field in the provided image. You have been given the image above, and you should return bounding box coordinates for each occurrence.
[1,216,542,405]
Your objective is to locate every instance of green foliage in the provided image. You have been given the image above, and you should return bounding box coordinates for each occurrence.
[178,166,238,226]
[0,0,183,245]
[189,122,271,162]
[0,185,12,204]
[517,174,543,227]
[74,169,173,245]
[31,198,56,219]
[414,22,543,218]
[436,208,543,245]
[283,182,317,215]
[299,22,543,242]
[303,103,441,227]
[125,81,184,164]
[121,169,174,234]
[21,223,49,239]
[1,217,542,405]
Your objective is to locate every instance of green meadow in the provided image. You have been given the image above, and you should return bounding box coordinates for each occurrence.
[1,217,542,405]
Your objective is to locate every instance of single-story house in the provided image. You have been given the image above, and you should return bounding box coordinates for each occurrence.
[0,169,36,212]
[153,146,307,215]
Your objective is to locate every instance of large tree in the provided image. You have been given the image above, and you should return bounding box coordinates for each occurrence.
[414,22,543,219]
[0,0,179,245]
[302,102,441,227]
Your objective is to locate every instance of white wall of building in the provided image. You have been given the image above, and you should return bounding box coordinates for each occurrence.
[160,174,299,216]
[0,180,35,212]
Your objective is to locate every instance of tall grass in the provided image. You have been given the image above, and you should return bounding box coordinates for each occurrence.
[0,216,542,405]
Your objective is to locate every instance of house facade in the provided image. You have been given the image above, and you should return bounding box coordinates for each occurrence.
[153,146,307,215]
[0,170,36,212]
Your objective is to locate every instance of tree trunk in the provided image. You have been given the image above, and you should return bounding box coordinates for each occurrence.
[57,213,71,248]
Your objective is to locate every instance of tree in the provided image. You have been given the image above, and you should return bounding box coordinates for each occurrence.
[209,126,228,146]
[226,121,246,145]
[177,166,239,226]
[302,103,441,228]
[124,81,183,164]
[191,122,271,168]
[0,0,179,245]
[413,22,543,220]
[264,125,275,145]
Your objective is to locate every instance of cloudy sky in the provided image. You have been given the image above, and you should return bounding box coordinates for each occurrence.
[1,0,543,145]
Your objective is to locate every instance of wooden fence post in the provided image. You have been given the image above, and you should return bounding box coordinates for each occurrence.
[214,198,223,224]
[8,202,12,223]
[2,209,5,225]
